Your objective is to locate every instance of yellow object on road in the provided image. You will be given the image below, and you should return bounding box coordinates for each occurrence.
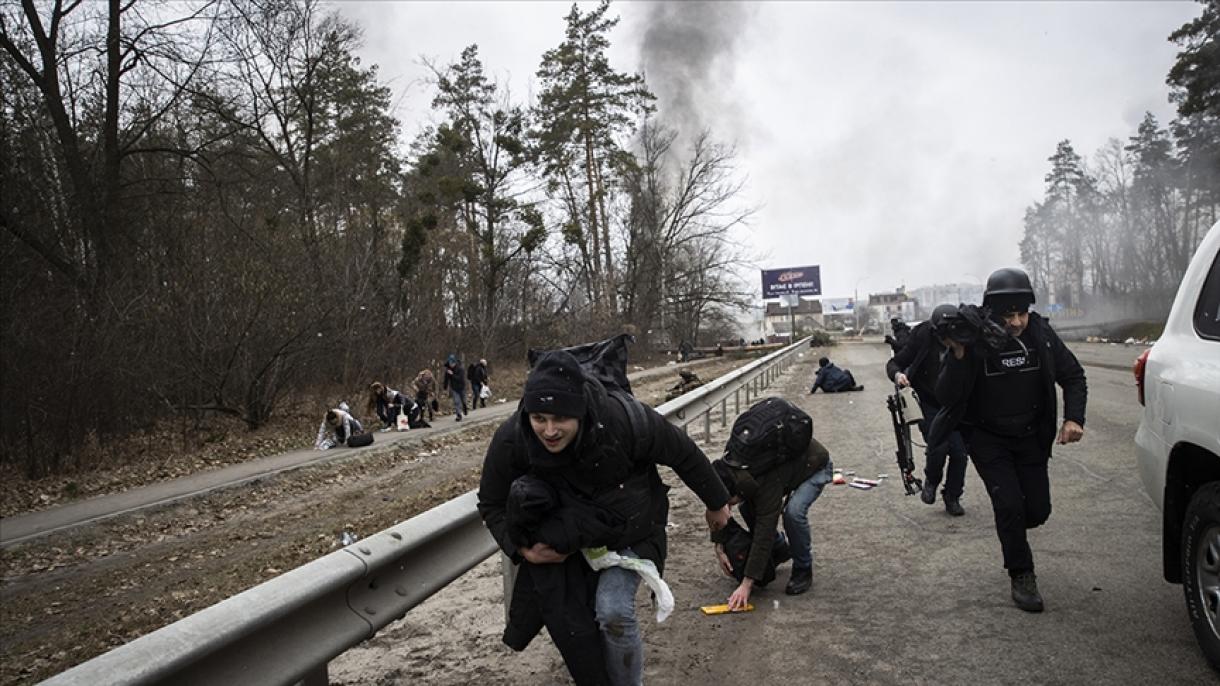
[700,603,755,615]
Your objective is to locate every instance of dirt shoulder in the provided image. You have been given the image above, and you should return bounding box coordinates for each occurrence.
[0,355,754,685]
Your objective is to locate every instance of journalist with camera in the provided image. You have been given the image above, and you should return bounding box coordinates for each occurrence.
[933,268,1087,613]
[885,303,969,516]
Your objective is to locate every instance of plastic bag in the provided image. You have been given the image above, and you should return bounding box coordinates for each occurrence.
[480,385,492,400]
[583,547,674,622]
[396,407,411,431]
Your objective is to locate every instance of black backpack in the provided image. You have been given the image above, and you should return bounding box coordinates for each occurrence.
[723,397,812,474]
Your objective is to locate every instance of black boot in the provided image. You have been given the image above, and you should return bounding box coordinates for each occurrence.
[920,480,937,505]
[1010,572,1044,613]
[944,495,965,516]
[785,566,812,595]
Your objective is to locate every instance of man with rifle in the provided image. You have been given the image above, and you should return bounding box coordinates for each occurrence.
[885,304,969,516]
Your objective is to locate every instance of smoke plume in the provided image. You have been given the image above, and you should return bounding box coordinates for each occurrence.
[638,1,756,147]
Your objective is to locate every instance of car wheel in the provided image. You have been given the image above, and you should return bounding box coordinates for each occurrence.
[1183,481,1220,671]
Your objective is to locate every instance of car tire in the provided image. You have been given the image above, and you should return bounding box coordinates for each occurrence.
[1183,481,1220,672]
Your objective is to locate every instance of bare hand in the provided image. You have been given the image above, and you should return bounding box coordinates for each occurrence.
[519,543,569,564]
[706,505,731,532]
[1057,420,1085,445]
[727,578,753,611]
[715,544,733,577]
[895,372,910,388]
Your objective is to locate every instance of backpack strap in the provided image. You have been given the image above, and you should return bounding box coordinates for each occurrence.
[608,389,651,460]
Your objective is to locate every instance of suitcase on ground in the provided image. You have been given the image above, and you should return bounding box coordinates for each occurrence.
[347,432,374,448]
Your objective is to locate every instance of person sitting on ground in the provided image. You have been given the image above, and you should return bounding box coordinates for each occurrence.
[314,403,364,450]
[810,357,864,393]
[413,368,438,422]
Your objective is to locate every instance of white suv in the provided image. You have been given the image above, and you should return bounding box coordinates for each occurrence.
[1136,219,1220,671]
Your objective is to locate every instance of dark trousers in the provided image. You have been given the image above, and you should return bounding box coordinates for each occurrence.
[917,397,968,498]
[471,382,485,408]
[966,428,1051,575]
[375,398,402,428]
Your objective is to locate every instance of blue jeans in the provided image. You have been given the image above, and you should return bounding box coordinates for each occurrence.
[449,388,464,418]
[783,459,835,570]
[595,550,643,686]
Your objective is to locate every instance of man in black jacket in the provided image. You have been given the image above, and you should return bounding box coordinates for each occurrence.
[478,351,731,685]
[886,304,969,516]
[935,268,1086,613]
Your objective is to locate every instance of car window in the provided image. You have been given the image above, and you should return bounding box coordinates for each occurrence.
[1194,249,1220,340]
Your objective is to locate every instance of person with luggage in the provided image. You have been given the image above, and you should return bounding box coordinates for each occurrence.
[710,397,834,608]
[478,345,731,685]
[469,359,490,410]
[314,403,364,450]
[368,382,409,431]
[810,356,864,393]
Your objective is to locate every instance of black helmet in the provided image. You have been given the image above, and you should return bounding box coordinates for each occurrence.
[983,268,1035,313]
[930,304,957,328]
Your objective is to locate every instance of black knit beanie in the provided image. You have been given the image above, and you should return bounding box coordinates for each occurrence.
[522,351,588,417]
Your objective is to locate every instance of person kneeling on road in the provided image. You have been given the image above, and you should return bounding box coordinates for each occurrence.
[478,350,731,686]
[810,356,864,393]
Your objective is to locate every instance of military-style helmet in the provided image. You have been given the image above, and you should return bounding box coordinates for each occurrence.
[983,268,1035,313]
[930,304,958,328]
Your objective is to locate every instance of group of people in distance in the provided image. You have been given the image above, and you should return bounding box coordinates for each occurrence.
[475,265,1087,685]
[313,356,492,449]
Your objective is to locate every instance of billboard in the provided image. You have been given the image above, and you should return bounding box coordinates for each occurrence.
[761,265,821,298]
[821,297,855,313]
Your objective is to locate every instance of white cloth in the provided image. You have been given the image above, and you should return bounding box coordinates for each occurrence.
[582,547,674,622]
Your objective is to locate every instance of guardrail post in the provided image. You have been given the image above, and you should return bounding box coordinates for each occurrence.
[720,398,727,427]
[704,412,711,444]
[734,389,740,415]
[501,552,517,625]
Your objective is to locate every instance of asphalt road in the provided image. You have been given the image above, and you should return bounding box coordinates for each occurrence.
[329,340,1214,685]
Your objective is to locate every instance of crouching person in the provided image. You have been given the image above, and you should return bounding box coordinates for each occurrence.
[478,350,730,686]
[810,357,864,393]
[711,397,834,608]
[314,404,363,449]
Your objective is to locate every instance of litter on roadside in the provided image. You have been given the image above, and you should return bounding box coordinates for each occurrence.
[848,482,874,490]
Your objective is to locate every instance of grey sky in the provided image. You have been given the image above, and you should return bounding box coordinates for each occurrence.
[338,1,1200,301]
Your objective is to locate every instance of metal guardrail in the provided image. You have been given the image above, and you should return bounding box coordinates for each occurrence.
[40,337,812,686]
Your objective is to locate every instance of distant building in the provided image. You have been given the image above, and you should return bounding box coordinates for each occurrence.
[908,282,985,318]
[868,289,916,323]
[763,298,823,338]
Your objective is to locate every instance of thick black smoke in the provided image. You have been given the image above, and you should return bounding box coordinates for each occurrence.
[638,1,755,145]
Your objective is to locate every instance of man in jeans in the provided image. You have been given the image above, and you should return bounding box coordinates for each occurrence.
[478,350,730,685]
[712,433,834,606]
[442,354,467,421]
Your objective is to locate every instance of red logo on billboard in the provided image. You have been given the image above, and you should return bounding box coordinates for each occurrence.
[777,271,805,283]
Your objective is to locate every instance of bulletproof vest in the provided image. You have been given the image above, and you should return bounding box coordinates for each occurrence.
[973,330,1042,436]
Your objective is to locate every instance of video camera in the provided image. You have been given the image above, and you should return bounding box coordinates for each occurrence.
[933,304,1011,350]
